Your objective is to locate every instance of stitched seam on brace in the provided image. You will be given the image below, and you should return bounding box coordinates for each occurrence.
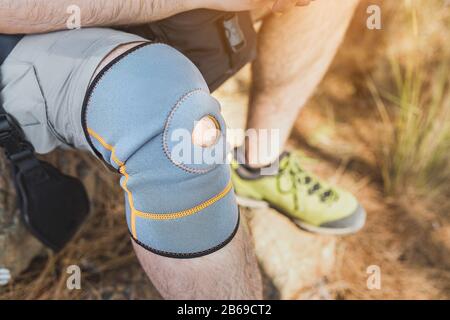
[130,212,240,259]
[133,181,232,220]
[87,128,233,236]
[88,128,138,236]
[162,89,216,175]
[88,128,124,167]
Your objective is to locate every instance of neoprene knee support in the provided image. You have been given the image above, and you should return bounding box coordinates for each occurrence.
[82,43,239,258]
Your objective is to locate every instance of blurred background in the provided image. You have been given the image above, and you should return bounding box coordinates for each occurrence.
[1,0,449,299]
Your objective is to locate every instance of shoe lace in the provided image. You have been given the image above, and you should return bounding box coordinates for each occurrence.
[275,153,339,211]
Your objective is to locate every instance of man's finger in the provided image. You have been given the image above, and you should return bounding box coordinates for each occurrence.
[272,0,311,13]
[272,0,296,13]
[296,0,312,6]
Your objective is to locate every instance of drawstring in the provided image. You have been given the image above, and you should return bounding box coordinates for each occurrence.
[275,154,339,211]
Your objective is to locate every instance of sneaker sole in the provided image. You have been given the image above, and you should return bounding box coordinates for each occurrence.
[236,196,365,236]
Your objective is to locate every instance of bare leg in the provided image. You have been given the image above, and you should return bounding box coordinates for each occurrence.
[96,43,262,300]
[133,220,262,300]
[246,0,360,167]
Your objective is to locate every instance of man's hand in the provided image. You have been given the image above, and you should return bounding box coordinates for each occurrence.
[202,0,313,13]
[200,0,271,12]
[272,0,313,13]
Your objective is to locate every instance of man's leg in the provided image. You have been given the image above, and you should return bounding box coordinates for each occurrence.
[231,1,365,236]
[1,29,262,299]
[246,0,360,166]
[133,220,261,299]
[95,43,262,300]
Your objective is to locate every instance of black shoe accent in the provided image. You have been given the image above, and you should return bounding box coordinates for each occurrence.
[233,147,287,180]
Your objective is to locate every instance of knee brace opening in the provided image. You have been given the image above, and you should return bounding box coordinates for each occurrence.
[192,115,221,148]
[162,89,228,175]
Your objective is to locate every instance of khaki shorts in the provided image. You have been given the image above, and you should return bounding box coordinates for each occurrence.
[0,28,145,154]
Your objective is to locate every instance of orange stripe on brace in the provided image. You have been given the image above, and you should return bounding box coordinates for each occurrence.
[87,128,124,167]
[87,128,233,237]
[87,128,136,235]
[132,181,232,220]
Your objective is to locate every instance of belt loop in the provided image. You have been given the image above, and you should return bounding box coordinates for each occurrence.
[222,14,247,54]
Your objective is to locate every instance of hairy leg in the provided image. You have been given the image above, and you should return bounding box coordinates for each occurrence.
[97,43,262,300]
[133,220,262,300]
[246,0,360,167]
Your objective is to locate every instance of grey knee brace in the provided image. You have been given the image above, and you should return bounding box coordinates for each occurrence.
[82,43,239,258]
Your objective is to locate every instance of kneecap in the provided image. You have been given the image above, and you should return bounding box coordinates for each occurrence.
[82,43,239,258]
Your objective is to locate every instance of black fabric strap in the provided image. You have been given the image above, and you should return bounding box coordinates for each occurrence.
[0,58,37,170]
[0,34,23,65]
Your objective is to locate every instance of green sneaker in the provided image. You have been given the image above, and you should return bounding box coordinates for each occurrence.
[231,151,366,235]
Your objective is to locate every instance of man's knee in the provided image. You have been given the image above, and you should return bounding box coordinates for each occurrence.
[84,43,239,258]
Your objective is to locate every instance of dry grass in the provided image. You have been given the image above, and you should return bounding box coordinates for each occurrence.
[0,152,160,300]
[368,0,450,206]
